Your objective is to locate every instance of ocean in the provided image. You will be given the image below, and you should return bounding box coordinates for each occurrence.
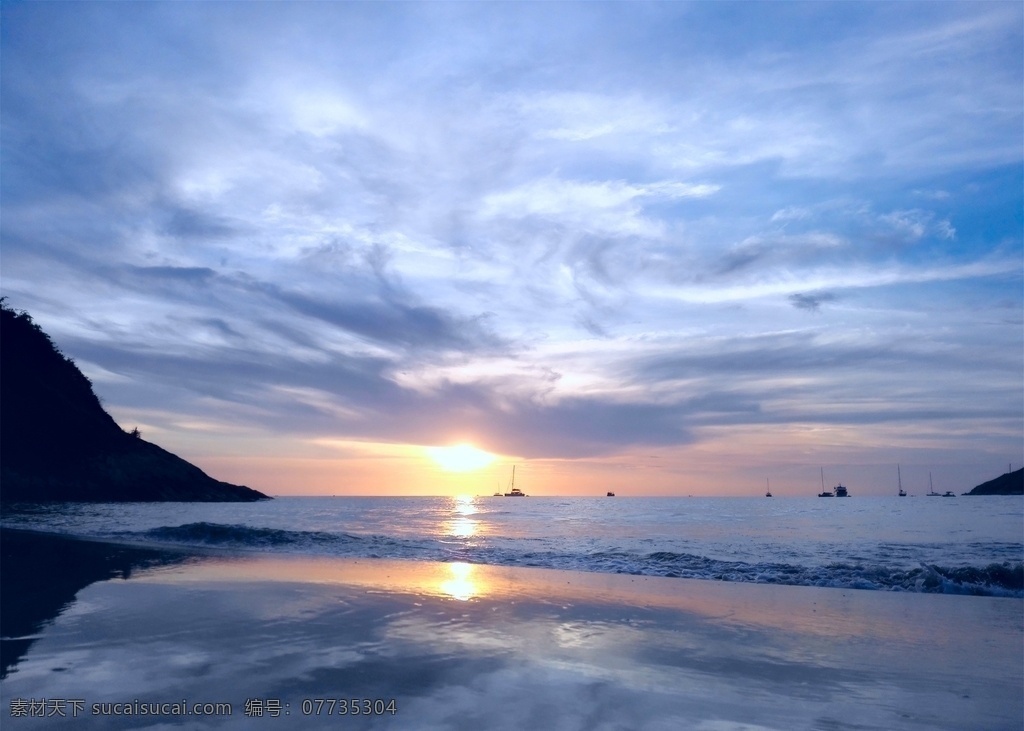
[4,495,1021,597]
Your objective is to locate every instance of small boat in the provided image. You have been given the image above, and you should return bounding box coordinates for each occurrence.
[606,491,615,497]
[942,491,956,498]
[897,465,906,497]
[818,468,833,497]
[833,483,849,497]
[504,465,526,497]
[765,478,772,498]
[926,472,941,497]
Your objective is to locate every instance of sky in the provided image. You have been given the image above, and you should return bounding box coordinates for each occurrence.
[1,1,1021,497]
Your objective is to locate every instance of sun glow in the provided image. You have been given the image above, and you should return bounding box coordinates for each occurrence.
[426,444,496,472]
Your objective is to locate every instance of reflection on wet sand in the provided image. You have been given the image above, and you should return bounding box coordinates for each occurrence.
[1,531,1021,730]
[145,554,499,604]
[0,529,190,679]
[439,562,479,601]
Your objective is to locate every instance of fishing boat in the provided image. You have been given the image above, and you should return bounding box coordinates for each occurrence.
[817,468,833,497]
[765,478,772,498]
[504,465,526,497]
[606,491,615,497]
[897,465,906,497]
[926,472,941,497]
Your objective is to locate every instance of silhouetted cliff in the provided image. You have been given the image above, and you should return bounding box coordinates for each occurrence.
[966,468,1024,496]
[0,301,268,502]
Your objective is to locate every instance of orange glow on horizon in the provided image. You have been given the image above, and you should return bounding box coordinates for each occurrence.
[184,425,1007,498]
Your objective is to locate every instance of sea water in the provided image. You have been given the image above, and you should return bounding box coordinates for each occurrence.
[2,496,1021,596]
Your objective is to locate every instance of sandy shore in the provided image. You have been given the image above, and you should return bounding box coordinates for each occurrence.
[1,529,1021,730]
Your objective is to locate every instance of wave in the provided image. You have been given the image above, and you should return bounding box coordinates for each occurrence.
[134,522,436,561]
[125,523,1024,598]
[472,548,1024,597]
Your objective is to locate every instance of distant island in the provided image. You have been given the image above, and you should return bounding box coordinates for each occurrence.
[965,468,1023,496]
[0,300,268,502]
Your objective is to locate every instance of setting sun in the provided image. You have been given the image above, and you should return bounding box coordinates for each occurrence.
[425,444,496,472]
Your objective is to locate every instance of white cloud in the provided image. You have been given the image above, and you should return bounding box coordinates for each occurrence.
[770,207,812,223]
[513,91,675,142]
[879,209,957,242]
[285,91,368,138]
[481,177,720,222]
[649,256,1018,305]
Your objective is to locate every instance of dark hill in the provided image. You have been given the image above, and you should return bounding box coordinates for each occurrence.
[0,301,268,502]
[966,468,1024,496]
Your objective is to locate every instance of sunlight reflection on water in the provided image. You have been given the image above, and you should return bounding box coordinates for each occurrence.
[444,495,481,540]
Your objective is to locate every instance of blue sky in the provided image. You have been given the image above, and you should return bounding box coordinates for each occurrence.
[2,1,1021,495]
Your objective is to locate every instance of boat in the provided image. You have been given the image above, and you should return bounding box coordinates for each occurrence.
[833,483,849,497]
[817,468,833,497]
[503,465,526,497]
[765,478,772,498]
[926,472,941,497]
[897,465,906,497]
[942,491,956,498]
[606,491,615,497]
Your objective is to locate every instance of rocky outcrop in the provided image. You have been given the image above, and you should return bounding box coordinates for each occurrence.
[0,301,268,502]
[966,468,1024,496]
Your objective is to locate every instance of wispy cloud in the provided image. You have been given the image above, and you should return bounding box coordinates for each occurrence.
[1,1,1020,492]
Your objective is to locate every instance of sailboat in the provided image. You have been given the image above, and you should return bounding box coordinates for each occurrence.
[817,468,833,497]
[504,465,526,497]
[897,465,906,497]
[926,472,941,497]
[765,478,772,497]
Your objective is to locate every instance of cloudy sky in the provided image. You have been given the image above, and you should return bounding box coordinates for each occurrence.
[2,2,1021,496]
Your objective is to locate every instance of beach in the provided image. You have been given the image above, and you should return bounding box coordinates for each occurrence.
[2,529,1021,730]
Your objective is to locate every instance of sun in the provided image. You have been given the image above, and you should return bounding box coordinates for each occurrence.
[426,444,496,472]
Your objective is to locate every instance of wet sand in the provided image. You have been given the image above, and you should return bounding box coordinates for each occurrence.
[1,529,1021,729]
